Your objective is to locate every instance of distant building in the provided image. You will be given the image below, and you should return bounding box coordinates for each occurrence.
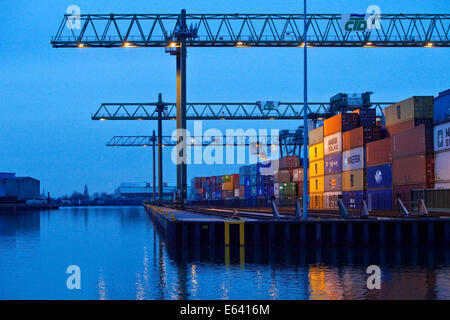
[0,173,16,197]
[119,182,176,201]
[0,173,40,200]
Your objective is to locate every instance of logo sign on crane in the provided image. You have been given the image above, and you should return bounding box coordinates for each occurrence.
[341,5,381,32]
[257,101,279,110]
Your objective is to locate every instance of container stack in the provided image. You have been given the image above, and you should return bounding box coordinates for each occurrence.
[221,174,235,199]
[239,165,250,199]
[274,156,299,200]
[308,126,325,209]
[391,125,434,205]
[323,113,359,209]
[215,176,222,200]
[384,96,435,207]
[342,124,381,209]
[365,138,393,211]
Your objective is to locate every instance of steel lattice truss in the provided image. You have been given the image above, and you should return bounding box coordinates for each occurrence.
[107,135,281,147]
[52,13,450,47]
[92,102,390,120]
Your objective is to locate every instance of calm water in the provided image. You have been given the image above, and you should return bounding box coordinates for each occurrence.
[0,206,449,300]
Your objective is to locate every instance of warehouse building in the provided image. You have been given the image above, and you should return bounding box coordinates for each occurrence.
[0,173,40,201]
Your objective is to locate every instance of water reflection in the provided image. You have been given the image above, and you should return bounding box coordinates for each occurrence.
[0,207,449,300]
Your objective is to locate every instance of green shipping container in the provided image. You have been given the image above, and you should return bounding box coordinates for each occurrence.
[279,182,296,195]
[222,175,232,183]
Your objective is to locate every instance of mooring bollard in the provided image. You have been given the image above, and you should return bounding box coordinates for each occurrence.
[271,197,280,220]
[397,195,409,217]
[295,200,302,219]
[360,200,369,219]
[337,195,348,219]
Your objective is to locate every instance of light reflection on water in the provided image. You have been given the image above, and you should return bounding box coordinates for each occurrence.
[0,206,449,300]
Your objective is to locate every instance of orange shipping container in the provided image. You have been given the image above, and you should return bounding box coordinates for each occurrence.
[309,193,324,209]
[324,113,359,136]
[324,114,342,136]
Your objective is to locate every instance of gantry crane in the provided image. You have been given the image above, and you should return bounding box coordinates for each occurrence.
[95,94,392,205]
[106,133,284,202]
[51,10,450,209]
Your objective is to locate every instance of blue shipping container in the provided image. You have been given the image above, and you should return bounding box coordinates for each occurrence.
[239,175,245,186]
[324,153,342,174]
[244,185,252,199]
[244,177,251,187]
[250,176,258,186]
[250,164,260,176]
[343,191,365,210]
[257,186,264,197]
[434,89,450,124]
[264,185,274,197]
[367,189,392,211]
[366,164,392,189]
[216,191,222,199]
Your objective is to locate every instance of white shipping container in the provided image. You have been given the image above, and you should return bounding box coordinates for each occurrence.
[292,168,304,182]
[435,182,450,189]
[434,121,450,153]
[274,183,280,196]
[260,159,279,176]
[324,132,342,155]
[342,147,364,171]
[234,189,240,197]
[435,150,450,182]
[324,191,342,209]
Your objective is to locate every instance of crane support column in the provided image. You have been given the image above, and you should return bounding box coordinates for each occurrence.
[157,93,164,205]
[175,9,188,209]
[302,0,309,219]
[152,130,156,202]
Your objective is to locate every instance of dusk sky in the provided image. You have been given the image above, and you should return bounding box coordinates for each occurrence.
[0,1,449,196]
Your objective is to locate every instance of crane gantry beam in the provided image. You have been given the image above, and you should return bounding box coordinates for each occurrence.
[106,135,284,147]
[51,13,450,48]
[92,102,391,120]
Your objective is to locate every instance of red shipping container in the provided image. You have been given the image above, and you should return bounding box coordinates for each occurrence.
[366,137,392,166]
[279,156,300,169]
[343,126,382,151]
[392,154,434,187]
[392,125,431,158]
[386,119,415,136]
[232,174,240,189]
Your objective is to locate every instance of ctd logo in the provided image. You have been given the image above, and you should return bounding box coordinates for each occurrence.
[344,14,368,32]
[341,5,381,32]
[375,170,383,184]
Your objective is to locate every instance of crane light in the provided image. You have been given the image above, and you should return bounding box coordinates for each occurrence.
[78,43,84,48]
